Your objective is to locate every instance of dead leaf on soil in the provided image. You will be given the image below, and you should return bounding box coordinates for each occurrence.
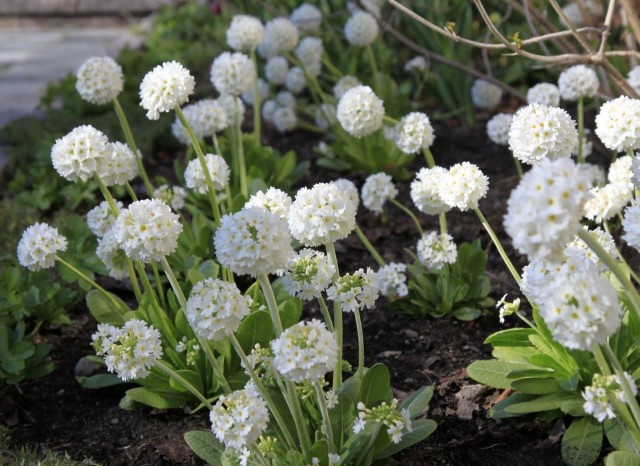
[454,384,488,420]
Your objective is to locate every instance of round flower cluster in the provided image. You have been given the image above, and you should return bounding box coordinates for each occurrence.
[580,163,607,187]
[282,248,336,300]
[276,91,296,108]
[288,183,357,246]
[172,99,228,144]
[265,56,289,85]
[273,106,297,133]
[314,104,337,130]
[153,184,186,211]
[241,78,269,106]
[333,75,361,100]
[245,187,292,221]
[87,200,123,237]
[295,37,323,77]
[96,228,128,280]
[486,113,513,145]
[344,11,379,46]
[583,372,638,422]
[404,56,427,73]
[584,183,632,223]
[271,319,338,382]
[186,278,252,341]
[508,103,578,164]
[285,66,306,94]
[326,268,379,313]
[210,52,256,97]
[92,319,163,381]
[331,178,360,209]
[394,112,435,154]
[290,3,322,34]
[558,65,599,101]
[218,94,245,127]
[210,383,269,450]
[562,0,600,26]
[17,223,68,271]
[628,65,640,95]
[416,231,457,270]
[258,18,299,59]
[114,199,183,263]
[139,61,194,120]
[504,157,589,261]
[526,83,560,107]
[184,154,230,194]
[51,125,108,182]
[609,155,634,189]
[337,85,384,138]
[75,56,123,105]
[353,399,412,444]
[410,166,450,215]
[623,202,640,252]
[470,79,502,110]
[214,207,294,276]
[361,173,398,214]
[440,162,488,211]
[226,15,264,51]
[101,142,138,186]
[376,263,408,298]
[594,96,640,153]
[565,226,617,271]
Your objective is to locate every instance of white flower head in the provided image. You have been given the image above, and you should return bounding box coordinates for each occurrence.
[579,162,607,187]
[210,52,256,97]
[276,91,296,109]
[172,99,228,144]
[153,184,186,211]
[285,67,306,94]
[566,226,616,272]
[271,319,338,382]
[226,15,264,51]
[583,373,637,422]
[361,172,398,214]
[394,112,435,154]
[241,78,269,106]
[290,3,322,34]
[17,223,68,271]
[344,11,379,46]
[186,278,252,341]
[327,268,380,313]
[245,187,292,221]
[184,153,230,194]
[486,113,513,145]
[558,65,599,101]
[594,96,640,153]
[628,65,640,95]
[100,142,138,186]
[337,85,384,138]
[315,104,337,130]
[96,227,128,280]
[265,56,289,85]
[262,100,276,123]
[417,231,457,270]
[440,162,489,211]
[584,183,632,223]
[295,37,323,77]
[139,61,195,120]
[51,125,109,182]
[282,248,336,300]
[471,79,502,110]
[87,200,123,238]
[333,75,361,100]
[114,199,183,263]
[92,319,162,381]
[214,207,294,276]
[288,183,357,246]
[377,263,408,298]
[258,18,299,59]
[623,201,640,252]
[410,166,450,215]
[331,178,360,209]
[217,94,245,127]
[273,106,297,133]
[526,83,560,107]
[610,155,634,190]
[404,56,427,73]
[508,103,578,164]
[76,56,123,105]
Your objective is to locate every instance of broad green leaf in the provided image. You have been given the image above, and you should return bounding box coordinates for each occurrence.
[511,377,560,394]
[168,369,203,394]
[399,386,434,418]
[561,417,603,466]
[505,392,577,414]
[490,393,536,419]
[184,431,223,465]
[373,419,437,459]
[484,328,536,346]
[360,363,391,406]
[605,451,640,466]
[236,311,274,351]
[451,307,481,321]
[85,290,126,325]
[467,360,536,389]
[126,386,189,409]
[492,346,540,363]
[76,373,123,389]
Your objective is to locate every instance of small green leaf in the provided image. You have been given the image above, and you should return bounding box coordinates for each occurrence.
[467,360,536,389]
[373,419,437,459]
[561,417,603,466]
[126,386,189,409]
[184,431,223,465]
[505,392,578,414]
[76,373,123,389]
[511,378,560,394]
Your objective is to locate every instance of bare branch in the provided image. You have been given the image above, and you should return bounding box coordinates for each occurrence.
[548,0,594,52]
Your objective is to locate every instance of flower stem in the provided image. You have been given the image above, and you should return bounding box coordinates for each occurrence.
[390,198,424,235]
[233,98,248,199]
[422,147,436,168]
[353,307,365,376]
[355,225,385,266]
[602,343,640,430]
[125,182,139,202]
[474,207,521,285]
[156,360,213,410]
[258,274,283,336]
[325,242,343,389]
[151,262,167,311]
[577,96,585,164]
[126,259,143,303]
[513,158,524,178]
[94,175,119,217]
[318,297,334,332]
[321,53,343,80]
[250,50,261,141]
[366,44,379,92]
[314,381,335,453]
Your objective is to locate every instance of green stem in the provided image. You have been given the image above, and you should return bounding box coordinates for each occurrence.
[135,261,161,310]
[474,207,521,285]
[422,147,436,168]
[577,96,585,164]
[95,175,119,217]
[125,182,139,202]
[322,53,343,80]
[156,360,212,409]
[390,198,423,235]
[366,44,378,92]
[258,274,283,336]
[602,343,640,431]
[285,378,312,456]
[251,50,261,141]
[353,307,365,376]
[513,158,524,178]
[126,259,143,303]
[383,115,399,125]
[314,382,335,453]
[355,225,385,266]
[318,297,334,332]
[325,241,343,389]
[603,221,640,286]
[438,213,448,235]
[151,262,167,311]
[233,98,248,199]
[114,97,154,195]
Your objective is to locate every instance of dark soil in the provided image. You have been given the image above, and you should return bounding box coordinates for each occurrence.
[3,118,574,465]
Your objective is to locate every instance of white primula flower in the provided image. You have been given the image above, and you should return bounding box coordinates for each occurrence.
[114,199,183,263]
[172,99,228,144]
[51,125,109,182]
[276,91,296,109]
[139,61,194,120]
[282,248,336,300]
[100,142,138,186]
[471,79,502,110]
[594,96,640,153]
[508,103,578,164]
[404,56,427,73]
[184,154,230,194]
[609,155,634,190]
[295,37,323,77]
[285,67,306,94]
[87,200,123,238]
[265,56,289,85]
[333,75,361,100]
[583,373,637,422]
[416,231,457,270]
[152,184,186,211]
[76,56,123,105]
[273,107,297,133]
[258,18,299,59]
[440,162,489,211]
[361,173,398,214]
[241,78,269,106]
[210,52,256,97]
[331,178,360,209]
[271,319,338,382]
[337,85,384,138]
[217,94,245,127]
[96,227,128,280]
[377,263,408,298]
[579,163,606,187]
[290,3,322,34]
[565,227,617,272]
[214,207,294,276]
[623,201,640,252]
[262,100,276,123]
[394,112,435,154]
[226,15,264,52]
[584,184,632,223]
[245,187,292,221]
[17,223,68,271]
[344,11,378,46]
[526,83,560,107]
[326,268,379,313]
[486,113,513,145]
[628,65,640,95]
[558,65,599,101]
[410,166,450,215]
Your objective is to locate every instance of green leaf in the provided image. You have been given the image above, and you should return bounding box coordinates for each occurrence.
[510,378,560,394]
[399,386,434,418]
[373,419,437,459]
[76,373,123,389]
[360,363,391,406]
[184,431,223,465]
[236,311,274,351]
[126,386,189,409]
[451,307,481,321]
[168,369,203,394]
[561,417,603,466]
[85,290,126,325]
[484,328,535,346]
[605,451,640,466]
[467,360,536,389]
[505,392,577,414]
[490,393,536,419]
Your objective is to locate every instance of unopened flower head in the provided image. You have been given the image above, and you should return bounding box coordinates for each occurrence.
[440,162,488,211]
[410,166,450,215]
[271,319,338,382]
[258,18,299,59]
[214,207,294,276]
[186,278,252,341]
[404,56,427,73]
[584,183,632,223]
[377,263,408,298]
[333,75,361,100]
[344,11,379,46]
[558,65,599,101]
[285,67,306,94]
[295,37,323,77]
[217,94,245,127]
[314,104,337,130]
[526,83,560,107]
[172,99,228,144]
[245,187,292,221]
[496,294,520,324]
[417,231,457,270]
[92,319,162,381]
[76,56,123,104]
[265,56,289,85]
[583,372,638,422]
[153,184,186,211]
[594,96,640,153]
[139,61,194,120]
[508,103,578,164]
[361,172,398,214]
[282,248,336,300]
[471,79,502,110]
[337,85,384,138]
[288,183,357,246]
[394,112,435,154]
[290,3,322,34]
[17,223,67,271]
[210,383,269,449]
[628,65,640,95]
[486,113,513,146]
[100,142,138,186]
[273,106,297,133]
[96,227,128,280]
[353,399,412,444]
[114,199,183,263]
[226,15,264,51]
[210,52,256,97]
[331,178,360,209]
[87,200,123,238]
[326,268,379,313]
[184,153,230,194]
[51,125,108,182]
